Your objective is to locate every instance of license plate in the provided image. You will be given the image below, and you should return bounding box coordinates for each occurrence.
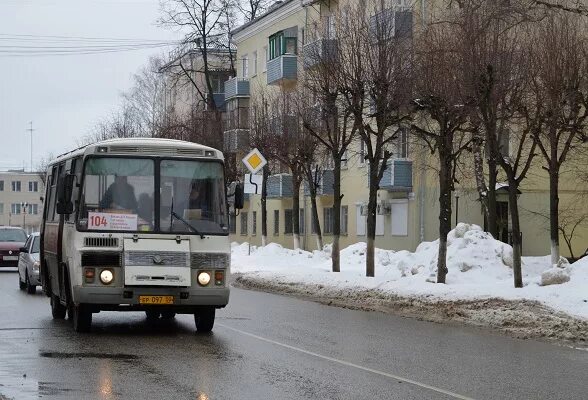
[139,296,174,305]
[3,256,18,261]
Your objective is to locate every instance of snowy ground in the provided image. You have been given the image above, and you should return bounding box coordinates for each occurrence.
[231,224,588,343]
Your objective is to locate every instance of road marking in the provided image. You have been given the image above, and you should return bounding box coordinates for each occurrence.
[218,323,476,400]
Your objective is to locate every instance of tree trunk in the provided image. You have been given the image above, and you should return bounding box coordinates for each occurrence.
[331,158,342,273]
[366,162,379,277]
[305,169,323,251]
[549,145,560,266]
[487,158,498,238]
[472,135,489,221]
[508,178,523,288]
[437,153,452,284]
[261,166,269,246]
[292,170,301,250]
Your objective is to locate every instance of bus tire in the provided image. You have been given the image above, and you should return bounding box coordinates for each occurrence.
[50,294,67,319]
[72,304,92,333]
[161,311,176,320]
[194,307,215,333]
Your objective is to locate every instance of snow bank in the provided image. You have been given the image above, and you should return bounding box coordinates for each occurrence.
[231,223,588,320]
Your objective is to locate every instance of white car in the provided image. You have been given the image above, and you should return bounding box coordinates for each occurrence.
[18,232,40,294]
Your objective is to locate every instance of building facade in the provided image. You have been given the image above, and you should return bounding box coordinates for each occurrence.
[223,0,588,257]
[0,171,44,234]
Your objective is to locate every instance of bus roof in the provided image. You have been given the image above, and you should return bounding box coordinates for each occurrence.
[49,138,224,166]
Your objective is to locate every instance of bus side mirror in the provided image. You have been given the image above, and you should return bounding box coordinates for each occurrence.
[234,183,244,210]
[56,174,76,215]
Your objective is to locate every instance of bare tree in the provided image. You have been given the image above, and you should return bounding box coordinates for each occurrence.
[160,0,235,110]
[454,0,532,239]
[300,11,357,269]
[337,0,413,277]
[528,10,588,265]
[411,21,472,284]
[123,56,169,137]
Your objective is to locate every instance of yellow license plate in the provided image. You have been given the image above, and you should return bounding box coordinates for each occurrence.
[139,296,174,305]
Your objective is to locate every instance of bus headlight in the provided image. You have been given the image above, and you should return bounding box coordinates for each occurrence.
[197,271,211,286]
[100,269,114,285]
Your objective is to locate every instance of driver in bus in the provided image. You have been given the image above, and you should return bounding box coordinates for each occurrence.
[100,175,138,211]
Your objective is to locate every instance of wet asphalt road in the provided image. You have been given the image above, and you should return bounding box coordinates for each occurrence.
[0,270,587,400]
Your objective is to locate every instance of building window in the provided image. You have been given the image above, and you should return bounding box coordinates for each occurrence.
[342,150,348,169]
[323,207,334,234]
[356,204,366,236]
[29,181,39,192]
[0,203,3,214]
[242,54,249,78]
[284,209,293,234]
[273,210,280,235]
[240,211,248,235]
[252,51,258,76]
[0,181,3,191]
[391,201,409,236]
[341,206,348,234]
[359,139,366,164]
[11,203,21,215]
[229,212,237,234]
[12,181,21,192]
[252,211,257,236]
[28,204,38,215]
[263,46,268,71]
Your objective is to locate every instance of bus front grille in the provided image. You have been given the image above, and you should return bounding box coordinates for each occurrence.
[190,253,229,269]
[84,237,119,248]
[124,251,189,267]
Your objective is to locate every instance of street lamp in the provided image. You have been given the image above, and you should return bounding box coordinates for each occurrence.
[20,202,28,233]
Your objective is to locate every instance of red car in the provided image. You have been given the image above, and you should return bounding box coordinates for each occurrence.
[0,227,28,268]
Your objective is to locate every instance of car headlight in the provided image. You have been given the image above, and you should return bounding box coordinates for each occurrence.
[32,261,40,271]
[197,271,211,286]
[100,269,114,285]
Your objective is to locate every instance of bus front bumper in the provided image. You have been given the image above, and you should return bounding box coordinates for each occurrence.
[72,285,229,313]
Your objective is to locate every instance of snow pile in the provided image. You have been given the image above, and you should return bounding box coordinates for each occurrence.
[231,223,588,320]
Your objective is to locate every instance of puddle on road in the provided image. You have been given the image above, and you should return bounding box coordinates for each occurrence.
[40,351,138,360]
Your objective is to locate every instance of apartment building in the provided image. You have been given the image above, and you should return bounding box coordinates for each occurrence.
[0,171,44,234]
[159,38,234,116]
[224,0,588,257]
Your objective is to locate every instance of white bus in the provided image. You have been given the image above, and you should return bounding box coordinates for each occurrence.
[40,138,243,332]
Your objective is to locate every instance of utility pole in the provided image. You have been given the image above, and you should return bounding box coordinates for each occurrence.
[26,122,35,172]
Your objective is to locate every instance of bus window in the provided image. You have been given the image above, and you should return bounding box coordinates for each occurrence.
[159,160,228,234]
[78,158,154,232]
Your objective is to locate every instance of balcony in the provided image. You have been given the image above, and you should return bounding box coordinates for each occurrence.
[206,92,225,111]
[369,159,413,191]
[267,174,293,198]
[224,77,250,100]
[303,38,338,69]
[267,54,298,85]
[223,107,250,153]
[304,169,334,196]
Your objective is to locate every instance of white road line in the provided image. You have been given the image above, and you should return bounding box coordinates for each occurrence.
[218,323,476,400]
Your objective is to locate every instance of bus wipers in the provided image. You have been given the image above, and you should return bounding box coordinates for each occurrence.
[171,211,205,239]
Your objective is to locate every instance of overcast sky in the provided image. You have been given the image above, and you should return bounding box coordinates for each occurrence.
[0,0,180,171]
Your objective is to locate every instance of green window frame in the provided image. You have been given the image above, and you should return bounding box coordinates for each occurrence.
[269,31,298,60]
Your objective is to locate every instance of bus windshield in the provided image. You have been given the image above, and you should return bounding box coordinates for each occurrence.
[78,157,228,235]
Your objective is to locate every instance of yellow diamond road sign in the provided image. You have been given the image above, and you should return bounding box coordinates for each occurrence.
[242,148,267,174]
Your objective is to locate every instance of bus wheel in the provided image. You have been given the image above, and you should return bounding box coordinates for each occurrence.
[194,307,215,333]
[72,305,92,333]
[50,294,67,319]
[161,311,176,320]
